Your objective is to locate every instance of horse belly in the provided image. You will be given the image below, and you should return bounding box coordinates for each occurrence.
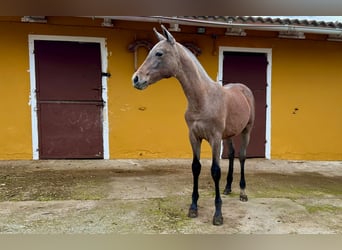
[223,92,251,138]
[224,113,249,137]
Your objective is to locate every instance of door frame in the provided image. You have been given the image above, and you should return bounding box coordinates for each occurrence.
[217,46,272,159]
[28,35,110,160]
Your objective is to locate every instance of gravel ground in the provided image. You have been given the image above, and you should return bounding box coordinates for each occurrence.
[0,158,341,234]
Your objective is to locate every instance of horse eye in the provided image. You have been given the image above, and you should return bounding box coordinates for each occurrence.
[155,51,163,57]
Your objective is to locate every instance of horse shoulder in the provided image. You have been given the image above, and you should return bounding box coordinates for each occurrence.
[184,87,226,140]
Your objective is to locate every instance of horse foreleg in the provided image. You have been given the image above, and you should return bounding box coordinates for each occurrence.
[223,138,235,195]
[211,139,223,226]
[239,130,250,202]
[188,136,202,218]
[188,155,201,218]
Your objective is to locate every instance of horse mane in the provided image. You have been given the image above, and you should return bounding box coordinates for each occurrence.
[178,42,215,84]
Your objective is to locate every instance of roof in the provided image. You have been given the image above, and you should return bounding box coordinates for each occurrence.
[108,16,342,40]
[178,16,342,29]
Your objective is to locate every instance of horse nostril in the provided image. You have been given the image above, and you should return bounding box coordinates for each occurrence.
[133,75,139,84]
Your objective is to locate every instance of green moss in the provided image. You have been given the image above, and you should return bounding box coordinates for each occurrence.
[0,169,109,201]
[245,172,342,200]
[145,197,192,233]
[70,182,105,200]
[304,204,342,214]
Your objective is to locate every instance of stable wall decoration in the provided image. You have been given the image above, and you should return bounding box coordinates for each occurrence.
[128,40,154,71]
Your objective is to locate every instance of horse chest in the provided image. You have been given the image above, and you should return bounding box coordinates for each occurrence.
[185,111,222,140]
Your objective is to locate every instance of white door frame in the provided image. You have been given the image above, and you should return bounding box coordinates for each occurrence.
[28,35,110,159]
[217,46,272,159]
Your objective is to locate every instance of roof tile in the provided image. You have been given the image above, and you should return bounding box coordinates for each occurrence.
[178,16,342,29]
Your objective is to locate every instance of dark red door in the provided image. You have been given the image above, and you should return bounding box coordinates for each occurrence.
[221,51,267,158]
[35,40,104,159]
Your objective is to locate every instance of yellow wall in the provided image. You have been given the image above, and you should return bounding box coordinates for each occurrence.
[271,39,342,160]
[0,17,341,160]
[0,19,33,159]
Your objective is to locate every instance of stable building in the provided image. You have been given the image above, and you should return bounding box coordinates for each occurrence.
[0,16,341,160]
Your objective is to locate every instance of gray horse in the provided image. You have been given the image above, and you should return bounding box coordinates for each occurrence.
[132,25,255,225]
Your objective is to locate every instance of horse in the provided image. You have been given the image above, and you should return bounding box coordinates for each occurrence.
[132,25,255,226]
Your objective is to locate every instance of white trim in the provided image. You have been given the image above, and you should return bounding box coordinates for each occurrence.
[218,46,272,159]
[28,37,39,160]
[28,35,110,159]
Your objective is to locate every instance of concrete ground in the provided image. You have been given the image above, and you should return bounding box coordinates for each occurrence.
[0,159,341,234]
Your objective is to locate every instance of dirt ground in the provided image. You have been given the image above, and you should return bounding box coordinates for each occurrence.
[0,158,341,234]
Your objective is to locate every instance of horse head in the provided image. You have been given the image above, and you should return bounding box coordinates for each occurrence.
[132,25,180,90]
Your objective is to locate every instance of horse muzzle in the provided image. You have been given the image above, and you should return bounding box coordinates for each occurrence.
[132,74,149,90]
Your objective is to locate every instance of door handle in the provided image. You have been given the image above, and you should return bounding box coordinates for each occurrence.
[101,72,111,78]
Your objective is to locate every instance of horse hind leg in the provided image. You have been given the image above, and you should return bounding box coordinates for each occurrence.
[239,129,251,202]
[223,138,235,195]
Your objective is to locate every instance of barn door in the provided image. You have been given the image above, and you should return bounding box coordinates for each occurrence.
[34,40,104,159]
[221,51,268,158]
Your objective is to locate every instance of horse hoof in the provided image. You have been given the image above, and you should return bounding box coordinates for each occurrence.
[213,215,223,226]
[188,208,198,218]
[240,194,248,202]
[223,188,232,195]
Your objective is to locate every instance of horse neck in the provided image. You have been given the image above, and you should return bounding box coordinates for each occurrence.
[174,44,215,110]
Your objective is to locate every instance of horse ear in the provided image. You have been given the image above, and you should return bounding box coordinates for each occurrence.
[161,25,175,45]
[154,27,166,42]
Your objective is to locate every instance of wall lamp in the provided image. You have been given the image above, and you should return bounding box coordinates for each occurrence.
[21,16,47,23]
[225,27,246,36]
